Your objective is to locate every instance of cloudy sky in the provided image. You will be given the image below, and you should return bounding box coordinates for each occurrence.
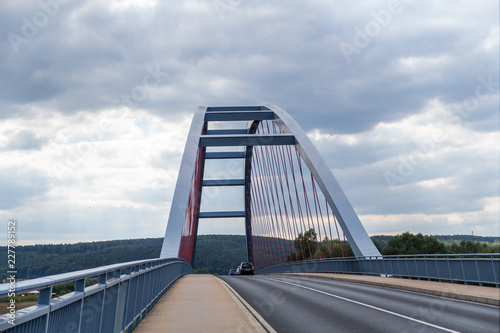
[0,0,498,245]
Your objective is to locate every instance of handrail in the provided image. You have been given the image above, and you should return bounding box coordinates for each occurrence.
[0,257,182,298]
[269,253,499,262]
[0,257,192,332]
[257,253,500,287]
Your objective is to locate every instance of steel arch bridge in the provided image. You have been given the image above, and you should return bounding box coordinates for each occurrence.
[160,105,381,269]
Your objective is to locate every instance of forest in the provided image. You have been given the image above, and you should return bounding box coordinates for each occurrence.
[0,233,498,281]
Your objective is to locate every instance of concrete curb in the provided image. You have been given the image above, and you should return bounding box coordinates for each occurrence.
[217,278,277,333]
[277,273,500,306]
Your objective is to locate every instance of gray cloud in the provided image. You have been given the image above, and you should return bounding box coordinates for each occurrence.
[0,168,49,209]
[0,0,497,242]
[5,130,47,150]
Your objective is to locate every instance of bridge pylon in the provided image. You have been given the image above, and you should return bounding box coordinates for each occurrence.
[160,105,381,267]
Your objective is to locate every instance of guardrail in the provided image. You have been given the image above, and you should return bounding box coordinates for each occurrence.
[257,253,500,287]
[0,257,192,333]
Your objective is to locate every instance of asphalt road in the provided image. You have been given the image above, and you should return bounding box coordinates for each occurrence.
[219,275,500,333]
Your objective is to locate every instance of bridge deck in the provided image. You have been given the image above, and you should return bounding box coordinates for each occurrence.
[283,273,500,306]
[134,274,270,332]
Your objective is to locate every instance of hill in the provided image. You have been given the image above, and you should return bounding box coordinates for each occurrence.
[1,234,498,281]
[371,234,499,249]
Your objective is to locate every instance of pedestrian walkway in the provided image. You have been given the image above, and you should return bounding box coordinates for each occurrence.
[283,273,500,306]
[134,274,272,333]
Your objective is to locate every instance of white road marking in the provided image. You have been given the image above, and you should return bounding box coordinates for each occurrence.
[263,277,460,333]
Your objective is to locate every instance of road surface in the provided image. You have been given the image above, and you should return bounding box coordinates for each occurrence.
[220,275,500,333]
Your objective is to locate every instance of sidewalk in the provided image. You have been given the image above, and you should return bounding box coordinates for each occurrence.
[281,273,500,306]
[134,274,273,333]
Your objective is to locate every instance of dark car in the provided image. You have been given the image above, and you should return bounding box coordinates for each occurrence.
[229,269,236,276]
[236,262,254,275]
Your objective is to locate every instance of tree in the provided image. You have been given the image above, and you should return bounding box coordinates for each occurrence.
[286,230,385,261]
[314,237,354,258]
[286,228,318,261]
[382,232,446,255]
[295,228,318,260]
[193,268,209,274]
[447,240,498,254]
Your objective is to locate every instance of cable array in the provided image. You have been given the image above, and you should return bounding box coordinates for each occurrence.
[249,121,350,271]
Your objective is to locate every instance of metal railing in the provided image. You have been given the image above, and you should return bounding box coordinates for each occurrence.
[0,258,192,333]
[257,253,500,287]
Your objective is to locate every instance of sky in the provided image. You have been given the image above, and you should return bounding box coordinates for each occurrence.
[0,0,498,245]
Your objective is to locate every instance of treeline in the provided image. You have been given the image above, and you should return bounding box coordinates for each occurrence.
[0,236,248,280]
[0,233,498,281]
[0,238,163,280]
[284,230,499,261]
[379,232,499,255]
[371,234,499,250]
[192,235,247,275]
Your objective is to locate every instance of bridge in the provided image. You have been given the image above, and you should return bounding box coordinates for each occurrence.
[1,105,499,332]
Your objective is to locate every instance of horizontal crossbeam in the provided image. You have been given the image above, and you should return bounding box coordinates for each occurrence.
[205,152,246,159]
[199,134,296,147]
[204,111,276,122]
[206,106,269,112]
[198,211,246,218]
[206,129,248,135]
[202,179,245,186]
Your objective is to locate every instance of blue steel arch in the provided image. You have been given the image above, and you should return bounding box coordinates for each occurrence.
[160,105,381,263]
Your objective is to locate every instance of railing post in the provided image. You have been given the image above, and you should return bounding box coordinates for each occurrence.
[460,255,467,285]
[475,255,482,286]
[397,256,402,278]
[446,255,453,284]
[424,255,430,281]
[492,255,499,287]
[97,272,107,332]
[436,256,441,282]
[75,278,85,333]
[36,286,52,333]
[415,256,420,280]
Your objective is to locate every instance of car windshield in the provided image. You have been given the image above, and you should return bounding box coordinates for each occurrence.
[242,263,252,268]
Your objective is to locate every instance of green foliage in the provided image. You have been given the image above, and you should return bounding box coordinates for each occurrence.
[433,234,499,245]
[380,232,500,255]
[1,234,497,281]
[370,235,393,249]
[382,232,447,255]
[193,268,209,274]
[313,237,354,259]
[372,234,499,251]
[287,230,384,261]
[0,295,38,302]
[0,238,162,280]
[291,228,318,260]
[447,240,500,254]
[53,283,75,296]
[0,235,251,280]
[192,235,247,275]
